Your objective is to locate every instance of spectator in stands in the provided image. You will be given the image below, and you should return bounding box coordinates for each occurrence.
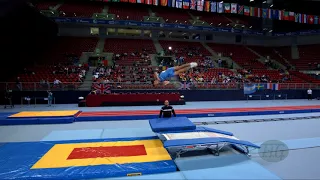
[218,59,222,67]
[54,78,61,85]
[16,77,22,91]
[307,88,313,100]
[159,100,176,118]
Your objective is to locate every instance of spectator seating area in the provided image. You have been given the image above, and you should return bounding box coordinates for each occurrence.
[191,11,230,26]
[35,2,57,10]
[207,44,264,69]
[159,40,211,63]
[108,4,149,21]
[152,7,192,24]
[58,3,103,17]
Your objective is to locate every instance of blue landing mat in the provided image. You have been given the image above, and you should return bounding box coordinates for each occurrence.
[0,137,176,180]
[76,108,320,122]
[0,117,74,125]
[41,129,104,141]
[175,155,281,179]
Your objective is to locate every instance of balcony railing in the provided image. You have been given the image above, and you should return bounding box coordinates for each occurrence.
[2,82,320,91]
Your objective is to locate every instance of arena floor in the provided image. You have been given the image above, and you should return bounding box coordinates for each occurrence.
[0,99,320,179]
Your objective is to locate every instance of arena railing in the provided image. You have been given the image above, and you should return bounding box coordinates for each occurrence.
[2,82,320,91]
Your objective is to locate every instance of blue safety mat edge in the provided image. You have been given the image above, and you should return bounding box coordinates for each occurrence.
[164,137,260,149]
[0,136,176,180]
[75,108,320,121]
[156,127,234,136]
[0,117,74,125]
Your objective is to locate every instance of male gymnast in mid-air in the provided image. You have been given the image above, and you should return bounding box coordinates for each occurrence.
[153,62,198,86]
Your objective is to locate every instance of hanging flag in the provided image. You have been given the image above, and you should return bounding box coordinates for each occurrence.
[137,0,144,3]
[120,0,128,2]
[217,2,223,13]
[238,5,244,15]
[197,0,204,11]
[211,2,216,12]
[272,9,279,20]
[204,1,210,12]
[314,16,319,25]
[295,13,299,22]
[176,0,182,8]
[145,0,152,4]
[278,10,284,20]
[129,0,136,3]
[224,3,230,13]
[256,8,261,17]
[171,0,175,7]
[262,8,267,18]
[160,0,167,6]
[231,3,237,13]
[302,14,307,23]
[308,15,314,24]
[153,0,158,5]
[190,0,196,10]
[244,84,256,95]
[112,0,120,2]
[250,7,255,16]
[289,12,295,21]
[267,9,272,19]
[283,11,289,20]
[244,6,249,16]
[182,0,189,9]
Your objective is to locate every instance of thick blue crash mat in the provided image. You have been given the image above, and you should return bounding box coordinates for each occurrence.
[149,117,196,133]
[0,137,176,179]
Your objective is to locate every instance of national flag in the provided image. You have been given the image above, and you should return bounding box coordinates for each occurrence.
[308,15,314,24]
[267,83,280,90]
[267,83,273,90]
[176,0,182,8]
[160,0,167,6]
[196,0,204,11]
[238,5,244,15]
[255,84,265,90]
[179,82,191,90]
[136,0,144,3]
[244,6,249,16]
[295,13,299,22]
[244,84,256,95]
[283,11,289,20]
[112,0,120,2]
[267,9,272,19]
[183,0,189,9]
[289,12,295,21]
[224,3,231,13]
[93,83,111,94]
[171,0,175,7]
[262,8,267,18]
[153,0,158,5]
[120,0,128,2]
[129,0,136,3]
[211,1,216,12]
[204,1,210,12]
[314,16,319,24]
[217,2,223,13]
[272,9,279,20]
[231,3,237,13]
[278,10,284,20]
[190,0,196,10]
[250,7,255,16]
[256,8,261,17]
[145,0,152,4]
[302,14,307,23]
